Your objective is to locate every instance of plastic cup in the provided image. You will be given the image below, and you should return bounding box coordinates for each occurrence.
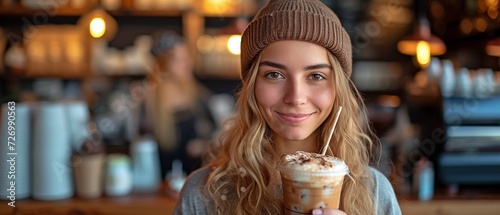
[278,152,349,214]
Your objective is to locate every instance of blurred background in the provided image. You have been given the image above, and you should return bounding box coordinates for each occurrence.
[1,0,500,214]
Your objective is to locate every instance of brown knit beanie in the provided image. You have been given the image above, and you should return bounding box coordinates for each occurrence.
[240,0,352,80]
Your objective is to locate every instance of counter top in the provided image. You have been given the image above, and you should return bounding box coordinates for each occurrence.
[0,184,179,215]
[398,184,500,215]
[2,184,500,215]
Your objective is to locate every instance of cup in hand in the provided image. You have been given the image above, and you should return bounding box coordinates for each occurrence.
[278,151,349,214]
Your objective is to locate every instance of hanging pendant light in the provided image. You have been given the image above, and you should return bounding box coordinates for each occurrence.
[77,1,118,41]
[397,0,446,67]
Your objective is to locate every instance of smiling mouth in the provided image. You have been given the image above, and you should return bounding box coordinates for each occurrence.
[277,112,313,123]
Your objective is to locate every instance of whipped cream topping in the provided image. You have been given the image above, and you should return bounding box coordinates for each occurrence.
[278,151,348,172]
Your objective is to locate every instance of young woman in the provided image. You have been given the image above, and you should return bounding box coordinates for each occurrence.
[175,0,401,214]
[145,31,215,176]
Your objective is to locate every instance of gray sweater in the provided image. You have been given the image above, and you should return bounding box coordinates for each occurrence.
[174,167,402,215]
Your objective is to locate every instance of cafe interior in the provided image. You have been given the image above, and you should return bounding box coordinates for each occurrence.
[1,0,500,214]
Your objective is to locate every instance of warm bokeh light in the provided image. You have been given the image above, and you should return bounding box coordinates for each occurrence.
[227,35,241,55]
[78,8,117,41]
[430,1,445,19]
[475,17,488,32]
[203,0,232,15]
[416,40,430,67]
[486,0,498,7]
[90,17,106,39]
[397,38,446,57]
[488,6,499,19]
[378,95,401,108]
[460,18,473,34]
[65,40,84,64]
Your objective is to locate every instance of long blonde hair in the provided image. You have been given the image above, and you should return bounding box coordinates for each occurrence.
[204,51,380,215]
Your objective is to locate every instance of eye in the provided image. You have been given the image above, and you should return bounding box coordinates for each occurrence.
[265,71,284,79]
[309,73,326,81]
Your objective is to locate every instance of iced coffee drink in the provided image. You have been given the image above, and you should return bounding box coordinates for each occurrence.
[278,151,349,214]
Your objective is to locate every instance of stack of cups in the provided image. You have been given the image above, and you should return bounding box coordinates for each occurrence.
[0,103,32,200]
[32,102,73,200]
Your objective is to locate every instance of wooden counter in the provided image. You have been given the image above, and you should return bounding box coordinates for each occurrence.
[2,185,500,215]
[5,198,499,215]
[398,185,500,215]
[0,188,178,215]
[1,196,177,215]
[400,199,499,215]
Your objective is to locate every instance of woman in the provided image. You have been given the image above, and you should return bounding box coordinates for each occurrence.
[145,31,215,176]
[175,0,401,214]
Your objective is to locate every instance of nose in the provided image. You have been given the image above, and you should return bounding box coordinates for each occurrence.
[283,79,307,105]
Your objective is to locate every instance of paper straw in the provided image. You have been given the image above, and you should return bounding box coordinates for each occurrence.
[321,106,343,155]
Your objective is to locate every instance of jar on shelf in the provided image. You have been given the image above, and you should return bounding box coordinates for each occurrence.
[105,153,133,196]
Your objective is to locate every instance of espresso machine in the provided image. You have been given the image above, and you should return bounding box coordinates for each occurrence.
[438,96,500,185]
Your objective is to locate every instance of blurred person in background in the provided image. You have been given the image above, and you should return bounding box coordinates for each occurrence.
[144,30,215,177]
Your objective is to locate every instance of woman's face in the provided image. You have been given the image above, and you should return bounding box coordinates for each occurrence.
[158,43,193,79]
[255,40,336,145]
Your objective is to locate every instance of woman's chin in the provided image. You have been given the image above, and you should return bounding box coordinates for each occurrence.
[276,131,312,142]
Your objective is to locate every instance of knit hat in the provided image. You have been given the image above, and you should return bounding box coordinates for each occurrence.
[240,0,352,79]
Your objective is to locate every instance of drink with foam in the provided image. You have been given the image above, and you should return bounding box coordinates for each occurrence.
[278,151,349,214]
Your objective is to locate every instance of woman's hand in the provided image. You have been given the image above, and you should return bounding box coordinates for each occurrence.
[312,208,346,215]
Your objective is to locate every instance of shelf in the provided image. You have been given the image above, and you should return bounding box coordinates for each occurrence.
[0,1,186,19]
[0,184,178,215]
[0,8,185,19]
[0,70,91,80]
[0,2,96,18]
[0,68,150,80]
[107,9,184,17]
[0,73,150,80]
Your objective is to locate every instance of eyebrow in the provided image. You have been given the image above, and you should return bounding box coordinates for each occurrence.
[304,64,332,71]
[259,61,332,71]
[259,61,287,70]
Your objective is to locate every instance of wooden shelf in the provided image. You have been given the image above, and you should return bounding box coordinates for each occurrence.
[0,184,178,215]
[0,1,96,18]
[0,69,152,80]
[107,9,184,17]
[0,1,186,19]
[0,73,90,80]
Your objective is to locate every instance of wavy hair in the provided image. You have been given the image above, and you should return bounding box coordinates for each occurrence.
[204,51,380,215]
